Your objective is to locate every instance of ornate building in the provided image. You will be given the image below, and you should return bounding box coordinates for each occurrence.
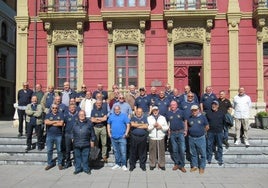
[15,0,268,118]
[0,0,16,118]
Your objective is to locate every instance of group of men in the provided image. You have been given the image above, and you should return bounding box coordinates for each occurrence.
[16,81,252,175]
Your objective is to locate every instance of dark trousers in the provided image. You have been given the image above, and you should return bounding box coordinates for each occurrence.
[64,133,73,166]
[36,124,45,149]
[26,123,36,148]
[18,109,26,134]
[129,134,147,169]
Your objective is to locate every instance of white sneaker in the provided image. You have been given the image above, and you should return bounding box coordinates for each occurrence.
[111,164,121,170]
[235,140,241,145]
[245,140,250,146]
[121,165,128,171]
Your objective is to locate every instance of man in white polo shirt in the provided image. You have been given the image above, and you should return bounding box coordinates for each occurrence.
[233,87,252,147]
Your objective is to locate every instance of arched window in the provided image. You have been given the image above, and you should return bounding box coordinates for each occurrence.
[1,22,7,41]
[174,43,203,58]
[115,45,138,89]
[55,46,77,89]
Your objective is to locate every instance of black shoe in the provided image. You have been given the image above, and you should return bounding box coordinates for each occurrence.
[129,166,135,172]
[141,167,146,171]
[84,171,91,175]
[150,166,155,170]
[73,171,81,175]
[25,146,31,152]
[64,163,72,169]
[18,133,23,138]
[159,166,165,171]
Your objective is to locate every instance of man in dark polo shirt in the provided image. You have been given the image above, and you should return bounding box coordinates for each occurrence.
[187,105,209,174]
[17,82,33,137]
[200,86,217,114]
[129,108,148,171]
[166,101,187,173]
[91,99,108,162]
[134,87,151,115]
[44,104,64,170]
[63,104,79,168]
[206,100,225,166]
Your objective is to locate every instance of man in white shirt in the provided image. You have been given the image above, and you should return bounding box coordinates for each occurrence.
[79,91,96,119]
[233,87,252,147]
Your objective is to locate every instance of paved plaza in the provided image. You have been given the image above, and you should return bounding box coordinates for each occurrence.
[0,165,268,188]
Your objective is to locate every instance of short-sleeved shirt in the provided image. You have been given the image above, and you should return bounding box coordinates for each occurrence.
[108,112,130,139]
[166,109,185,131]
[154,97,170,117]
[200,93,217,112]
[188,114,208,137]
[218,98,232,114]
[45,112,64,136]
[130,115,148,136]
[91,107,108,127]
[180,101,200,120]
[64,111,79,133]
[134,95,151,113]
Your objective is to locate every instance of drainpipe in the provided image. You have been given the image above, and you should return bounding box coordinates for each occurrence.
[33,0,37,90]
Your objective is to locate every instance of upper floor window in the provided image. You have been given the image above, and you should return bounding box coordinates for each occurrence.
[58,0,77,11]
[1,22,7,41]
[104,0,146,7]
[174,43,203,58]
[55,46,77,90]
[115,45,138,89]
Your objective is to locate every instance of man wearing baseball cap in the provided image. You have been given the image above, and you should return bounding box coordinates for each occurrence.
[206,100,225,166]
[187,104,209,174]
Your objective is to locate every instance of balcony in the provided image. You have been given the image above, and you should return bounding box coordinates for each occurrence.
[253,0,268,23]
[163,0,217,20]
[101,0,151,21]
[38,0,88,22]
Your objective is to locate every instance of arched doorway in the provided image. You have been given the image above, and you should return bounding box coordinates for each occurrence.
[174,43,203,98]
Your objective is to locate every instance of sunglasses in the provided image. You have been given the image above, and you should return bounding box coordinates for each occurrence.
[52,107,58,109]
[188,96,194,98]
[81,87,86,88]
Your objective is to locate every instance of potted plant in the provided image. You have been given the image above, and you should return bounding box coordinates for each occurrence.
[256,111,268,129]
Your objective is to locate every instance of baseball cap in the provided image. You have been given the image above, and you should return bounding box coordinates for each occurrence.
[151,106,159,111]
[190,105,199,110]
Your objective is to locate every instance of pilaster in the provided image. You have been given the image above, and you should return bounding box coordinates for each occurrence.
[227,0,242,98]
[15,0,29,97]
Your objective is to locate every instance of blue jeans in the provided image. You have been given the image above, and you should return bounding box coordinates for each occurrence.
[189,135,206,169]
[74,147,90,172]
[111,137,127,166]
[207,132,223,163]
[170,132,185,167]
[46,134,63,166]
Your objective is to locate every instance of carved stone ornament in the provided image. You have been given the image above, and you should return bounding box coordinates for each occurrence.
[44,22,51,31]
[76,22,83,32]
[113,29,140,43]
[53,30,78,43]
[173,27,204,41]
[263,27,268,40]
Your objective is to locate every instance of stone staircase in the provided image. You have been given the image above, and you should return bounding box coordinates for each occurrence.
[0,132,268,168]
